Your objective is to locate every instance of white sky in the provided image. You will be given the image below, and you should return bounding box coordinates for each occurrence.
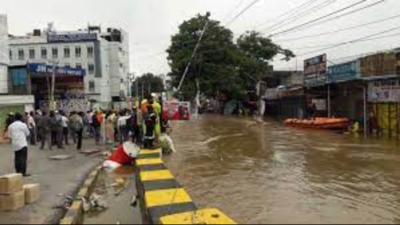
[1,0,400,75]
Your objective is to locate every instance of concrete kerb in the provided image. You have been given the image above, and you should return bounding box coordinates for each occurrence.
[44,163,103,225]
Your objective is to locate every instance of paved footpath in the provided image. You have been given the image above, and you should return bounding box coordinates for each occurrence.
[0,139,106,224]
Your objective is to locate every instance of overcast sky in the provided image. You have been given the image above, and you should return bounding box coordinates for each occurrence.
[1,0,400,76]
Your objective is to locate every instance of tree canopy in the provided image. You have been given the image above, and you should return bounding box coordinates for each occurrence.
[167,13,295,100]
[133,73,165,97]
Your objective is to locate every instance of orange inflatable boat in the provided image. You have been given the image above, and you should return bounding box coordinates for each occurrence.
[284,118,350,130]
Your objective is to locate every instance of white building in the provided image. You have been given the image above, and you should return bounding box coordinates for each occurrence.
[0,15,8,94]
[9,26,130,108]
[0,15,34,140]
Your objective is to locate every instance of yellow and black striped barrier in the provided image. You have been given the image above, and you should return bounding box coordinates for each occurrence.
[135,149,236,225]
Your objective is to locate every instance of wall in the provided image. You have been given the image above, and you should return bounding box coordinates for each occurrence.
[0,15,9,94]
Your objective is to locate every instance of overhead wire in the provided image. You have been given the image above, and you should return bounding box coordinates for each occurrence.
[254,0,320,30]
[297,25,400,56]
[273,13,400,42]
[266,0,386,37]
[222,0,247,23]
[225,0,262,26]
[262,0,338,34]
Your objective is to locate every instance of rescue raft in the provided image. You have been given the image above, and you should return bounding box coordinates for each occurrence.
[284,118,350,130]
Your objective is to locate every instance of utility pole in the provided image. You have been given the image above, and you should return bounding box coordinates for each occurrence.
[50,61,58,111]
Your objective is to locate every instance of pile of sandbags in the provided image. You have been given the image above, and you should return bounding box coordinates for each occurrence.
[0,174,41,211]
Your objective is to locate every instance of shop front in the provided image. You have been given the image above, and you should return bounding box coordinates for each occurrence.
[27,64,87,113]
[368,79,400,137]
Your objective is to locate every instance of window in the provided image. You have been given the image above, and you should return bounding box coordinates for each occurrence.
[76,63,82,69]
[64,47,70,58]
[87,46,94,58]
[89,81,95,92]
[75,47,82,58]
[397,66,400,75]
[41,48,47,59]
[9,51,12,60]
[88,64,95,75]
[29,49,35,60]
[65,63,71,68]
[18,49,25,60]
[397,52,400,60]
[52,48,58,59]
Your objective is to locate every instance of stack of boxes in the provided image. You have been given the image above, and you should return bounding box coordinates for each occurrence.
[0,174,41,211]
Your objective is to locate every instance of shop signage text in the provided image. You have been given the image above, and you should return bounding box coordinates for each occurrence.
[28,64,86,76]
[48,33,97,43]
[304,54,327,87]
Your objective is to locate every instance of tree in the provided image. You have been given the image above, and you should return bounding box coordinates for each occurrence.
[167,14,295,100]
[167,14,241,100]
[236,31,295,89]
[133,73,165,98]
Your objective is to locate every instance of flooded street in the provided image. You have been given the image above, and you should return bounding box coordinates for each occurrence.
[166,115,400,224]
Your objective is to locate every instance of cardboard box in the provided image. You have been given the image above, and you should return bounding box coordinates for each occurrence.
[0,190,25,211]
[23,184,41,205]
[0,174,23,195]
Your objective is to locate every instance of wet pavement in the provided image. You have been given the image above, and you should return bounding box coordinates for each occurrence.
[0,139,104,224]
[84,166,142,225]
[166,115,400,224]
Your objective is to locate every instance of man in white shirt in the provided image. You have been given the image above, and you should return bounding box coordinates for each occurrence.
[61,112,70,146]
[27,111,36,145]
[6,113,31,177]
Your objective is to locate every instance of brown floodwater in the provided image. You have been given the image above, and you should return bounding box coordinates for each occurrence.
[165,115,400,224]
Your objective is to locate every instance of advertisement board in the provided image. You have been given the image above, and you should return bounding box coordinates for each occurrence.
[28,64,86,76]
[328,60,360,83]
[368,80,400,102]
[304,54,327,87]
[48,33,97,43]
[360,52,397,77]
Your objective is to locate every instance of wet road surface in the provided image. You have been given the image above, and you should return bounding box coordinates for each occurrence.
[85,166,141,225]
[165,115,400,224]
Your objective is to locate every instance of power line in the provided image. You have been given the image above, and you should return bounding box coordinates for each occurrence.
[267,0,385,37]
[262,0,337,34]
[225,0,262,26]
[274,13,400,42]
[298,25,400,56]
[222,0,247,22]
[253,0,320,30]
[276,0,387,38]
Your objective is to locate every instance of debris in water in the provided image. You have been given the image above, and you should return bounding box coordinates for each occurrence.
[81,149,102,155]
[49,155,73,160]
[130,195,138,208]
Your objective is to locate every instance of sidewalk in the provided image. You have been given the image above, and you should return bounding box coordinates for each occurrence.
[0,139,105,224]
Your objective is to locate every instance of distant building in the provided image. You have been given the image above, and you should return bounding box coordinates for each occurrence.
[0,15,34,141]
[8,25,130,108]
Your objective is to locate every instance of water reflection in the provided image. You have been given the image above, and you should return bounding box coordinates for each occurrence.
[165,115,400,224]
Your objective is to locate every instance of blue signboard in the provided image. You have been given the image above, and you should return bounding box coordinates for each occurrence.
[27,64,86,76]
[48,33,97,43]
[327,61,361,83]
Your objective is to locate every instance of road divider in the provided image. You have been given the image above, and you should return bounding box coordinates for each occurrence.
[135,148,236,224]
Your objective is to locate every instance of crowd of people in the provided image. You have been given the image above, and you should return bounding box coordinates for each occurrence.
[3,94,171,177]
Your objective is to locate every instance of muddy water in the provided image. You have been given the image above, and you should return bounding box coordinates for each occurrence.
[165,115,400,224]
[84,167,142,224]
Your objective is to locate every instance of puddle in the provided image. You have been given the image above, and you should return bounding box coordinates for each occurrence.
[84,166,142,224]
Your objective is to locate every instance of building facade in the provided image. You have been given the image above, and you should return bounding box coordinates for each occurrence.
[8,26,130,108]
[0,15,34,141]
[0,15,8,94]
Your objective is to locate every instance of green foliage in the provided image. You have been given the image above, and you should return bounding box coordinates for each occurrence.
[167,14,295,100]
[134,73,165,97]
